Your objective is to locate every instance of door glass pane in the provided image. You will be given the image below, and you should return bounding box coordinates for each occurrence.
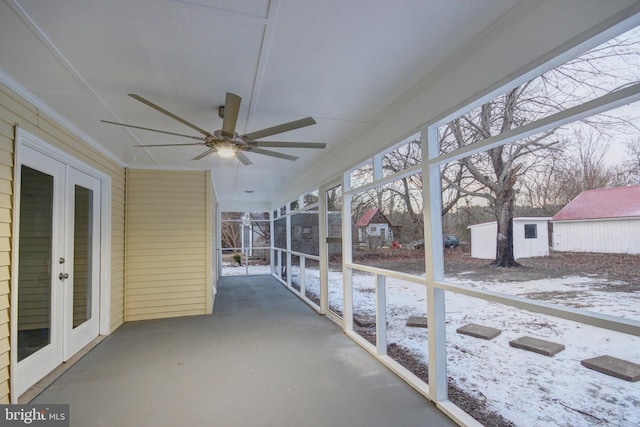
[326,185,343,318]
[73,185,93,328]
[18,166,54,361]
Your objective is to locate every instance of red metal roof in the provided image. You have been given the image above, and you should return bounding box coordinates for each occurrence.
[356,208,380,227]
[552,185,640,221]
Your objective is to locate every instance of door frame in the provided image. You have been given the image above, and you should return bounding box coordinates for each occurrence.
[10,127,112,402]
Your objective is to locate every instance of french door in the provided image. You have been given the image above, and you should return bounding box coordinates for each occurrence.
[14,145,101,397]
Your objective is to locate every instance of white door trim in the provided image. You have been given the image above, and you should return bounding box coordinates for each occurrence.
[10,127,112,402]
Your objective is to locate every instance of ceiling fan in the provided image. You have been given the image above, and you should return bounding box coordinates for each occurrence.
[101,93,326,165]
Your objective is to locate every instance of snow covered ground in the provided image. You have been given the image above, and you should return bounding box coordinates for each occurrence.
[222,263,640,426]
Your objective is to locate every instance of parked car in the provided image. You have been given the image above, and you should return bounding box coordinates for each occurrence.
[411,235,459,249]
[443,234,459,248]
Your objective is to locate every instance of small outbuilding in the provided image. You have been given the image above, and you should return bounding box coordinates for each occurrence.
[355,208,400,248]
[468,217,551,260]
[552,185,640,255]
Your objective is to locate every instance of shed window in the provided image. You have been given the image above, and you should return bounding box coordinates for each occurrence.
[524,224,537,239]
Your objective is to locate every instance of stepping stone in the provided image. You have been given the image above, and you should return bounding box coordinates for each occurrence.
[581,355,640,382]
[509,336,565,356]
[406,316,428,328]
[353,314,376,327]
[456,323,501,340]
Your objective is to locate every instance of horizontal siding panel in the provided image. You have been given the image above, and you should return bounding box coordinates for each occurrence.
[0,196,11,213]
[0,366,8,384]
[124,278,205,290]
[0,150,12,169]
[0,87,37,119]
[127,304,205,316]
[0,267,10,282]
[126,296,205,308]
[126,309,205,322]
[0,252,10,266]
[127,226,205,235]
[0,380,9,403]
[126,271,205,283]
[0,120,14,139]
[127,259,206,270]
[125,247,206,257]
[0,165,12,182]
[126,212,204,223]
[126,284,205,296]
[0,208,11,223]
[0,103,37,129]
[0,281,8,297]
[126,169,208,321]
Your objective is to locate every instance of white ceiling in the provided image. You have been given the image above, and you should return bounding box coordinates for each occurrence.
[0,0,525,208]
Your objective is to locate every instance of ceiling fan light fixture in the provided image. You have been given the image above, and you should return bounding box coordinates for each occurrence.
[216,143,236,159]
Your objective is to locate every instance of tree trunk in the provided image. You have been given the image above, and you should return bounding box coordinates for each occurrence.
[491,194,520,267]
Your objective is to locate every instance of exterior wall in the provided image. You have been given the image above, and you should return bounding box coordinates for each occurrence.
[553,218,640,255]
[513,219,550,259]
[209,174,219,307]
[470,219,550,260]
[125,170,212,321]
[0,81,126,403]
[470,222,497,259]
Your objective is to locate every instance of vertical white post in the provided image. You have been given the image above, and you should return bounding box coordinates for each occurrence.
[270,210,275,275]
[319,187,328,314]
[423,124,448,401]
[343,177,353,332]
[286,207,292,287]
[300,255,306,297]
[375,274,387,356]
[373,153,383,181]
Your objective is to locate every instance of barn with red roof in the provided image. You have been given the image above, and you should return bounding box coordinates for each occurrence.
[552,185,640,255]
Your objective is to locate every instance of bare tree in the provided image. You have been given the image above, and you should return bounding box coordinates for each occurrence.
[221,212,242,249]
[624,140,640,184]
[439,26,640,267]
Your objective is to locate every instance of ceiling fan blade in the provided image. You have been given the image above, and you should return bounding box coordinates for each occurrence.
[191,148,217,161]
[128,94,210,136]
[246,147,299,161]
[236,151,253,166]
[221,92,241,138]
[247,141,326,149]
[242,117,316,141]
[134,143,207,147]
[101,120,206,140]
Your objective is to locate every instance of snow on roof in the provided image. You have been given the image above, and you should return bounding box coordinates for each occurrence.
[552,185,640,221]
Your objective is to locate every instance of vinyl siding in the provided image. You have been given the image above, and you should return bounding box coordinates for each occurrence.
[125,170,210,321]
[210,173,219,309]
[0,81,127,402]
[553,218,640,255]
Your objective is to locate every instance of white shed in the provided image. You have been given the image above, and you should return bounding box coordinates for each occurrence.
[552,185,640,255]
[468,217,551,260]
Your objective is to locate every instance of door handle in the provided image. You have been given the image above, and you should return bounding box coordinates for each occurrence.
[59,272,69,280]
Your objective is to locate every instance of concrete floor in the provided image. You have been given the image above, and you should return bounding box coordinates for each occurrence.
[33,275,456,427]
